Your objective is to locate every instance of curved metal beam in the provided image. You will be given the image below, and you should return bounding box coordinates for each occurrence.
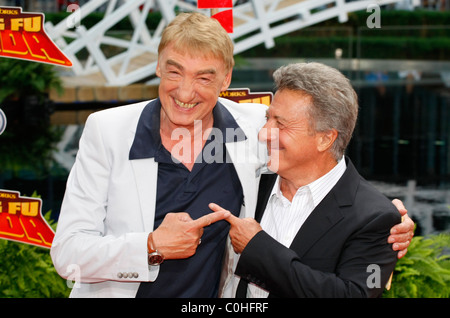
[46,0,409,86]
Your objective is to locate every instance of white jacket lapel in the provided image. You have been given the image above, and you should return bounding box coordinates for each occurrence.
[225,139,260,218]
[129,158,158,232]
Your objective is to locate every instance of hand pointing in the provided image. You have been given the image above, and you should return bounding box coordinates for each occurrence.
[151,209,231,259]
[209,203,262,254]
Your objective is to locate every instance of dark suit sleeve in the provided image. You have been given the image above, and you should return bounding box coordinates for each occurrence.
[235,208,400,298]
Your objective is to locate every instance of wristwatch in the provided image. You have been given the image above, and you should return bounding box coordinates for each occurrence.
[147,233,164,266]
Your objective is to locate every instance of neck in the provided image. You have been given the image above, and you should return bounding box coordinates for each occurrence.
[159,113,214,171]
[279,155,338,201]
[159,113,214,138]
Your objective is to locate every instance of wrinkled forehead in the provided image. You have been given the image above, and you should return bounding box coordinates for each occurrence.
[174,39,226,60]
[160,41,229,71]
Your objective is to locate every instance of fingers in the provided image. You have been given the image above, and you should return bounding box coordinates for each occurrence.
[396,248,408,259]
[388,209,414,259]
[392,240,411,251]
[192,210,231,228]
[154,208,233,259]
[208,203,227,213]
[174,212,193,222]
[392,199,408,216]
[170,207,231,229]
[389,199,414,242]
[390,213,415,236]
[225,214,241,226]
[209,203,240,225]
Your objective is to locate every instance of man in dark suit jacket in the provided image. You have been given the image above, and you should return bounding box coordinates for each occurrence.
[233,159,399,297]
[211,62,407,298]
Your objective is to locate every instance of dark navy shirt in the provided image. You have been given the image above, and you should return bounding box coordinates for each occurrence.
[130,99,245,298]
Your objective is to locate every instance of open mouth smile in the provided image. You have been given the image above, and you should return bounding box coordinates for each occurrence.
[175,98,198,109]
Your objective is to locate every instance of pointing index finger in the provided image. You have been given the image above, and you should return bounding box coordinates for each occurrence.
[209,203,239,226]
[192,210,231,228]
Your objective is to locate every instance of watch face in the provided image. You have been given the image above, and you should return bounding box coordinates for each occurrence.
[148,253,163,266]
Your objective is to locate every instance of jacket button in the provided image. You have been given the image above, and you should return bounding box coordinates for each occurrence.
[117,272,123,279]
[133,272,139,278]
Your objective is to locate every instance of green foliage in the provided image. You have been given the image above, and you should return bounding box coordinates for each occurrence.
[383,233,450,298]
[0,123,63,174]
[240,34,450,61]
[0,58,64,174]
[319,9,450,30]
[0,59,63,104]
[0,209,70,298]
[238,10,450,60]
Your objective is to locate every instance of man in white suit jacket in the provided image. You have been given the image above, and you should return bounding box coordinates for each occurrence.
[50,12,267,298]
[50,96,267,297]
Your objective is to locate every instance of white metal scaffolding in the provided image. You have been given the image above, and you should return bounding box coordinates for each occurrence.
[46,0,409,86]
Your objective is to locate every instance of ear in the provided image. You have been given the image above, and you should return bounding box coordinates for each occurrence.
[221,70,233,92]
[317,129,338,153]
[156,61,161,78]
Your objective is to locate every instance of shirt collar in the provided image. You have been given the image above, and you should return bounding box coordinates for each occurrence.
[270,156,347,207]
[129,98,246,160]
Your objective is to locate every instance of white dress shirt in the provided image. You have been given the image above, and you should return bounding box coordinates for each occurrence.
[247,157,347,298]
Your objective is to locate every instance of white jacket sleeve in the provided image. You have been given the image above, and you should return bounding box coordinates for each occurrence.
[50,111,157,284]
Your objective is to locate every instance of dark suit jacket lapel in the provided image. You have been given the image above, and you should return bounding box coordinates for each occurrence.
[255,173,278,222]
[236,173,277,297]
[289,157,359,258]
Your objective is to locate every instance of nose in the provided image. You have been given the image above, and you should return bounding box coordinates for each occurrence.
[258,120,278,143]
[177,77,196,102]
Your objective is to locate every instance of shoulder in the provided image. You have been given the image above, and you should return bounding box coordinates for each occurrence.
[353,177,401,229]
[87,100,150,125]
[80,100,152,150]
[219,97,268,114]
[336,159,401,228]
[218,97,268,130]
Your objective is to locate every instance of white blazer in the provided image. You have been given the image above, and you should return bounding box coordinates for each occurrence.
[50,98,268,298]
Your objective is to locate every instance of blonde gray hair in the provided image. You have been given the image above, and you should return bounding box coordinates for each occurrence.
[158,12,235,72]
[273,62,358,160]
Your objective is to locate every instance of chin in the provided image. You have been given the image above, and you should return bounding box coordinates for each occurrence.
[267,159,280,173]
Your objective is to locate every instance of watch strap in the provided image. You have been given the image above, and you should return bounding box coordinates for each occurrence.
[147,233,164,265]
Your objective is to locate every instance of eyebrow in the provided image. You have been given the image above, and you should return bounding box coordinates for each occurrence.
[266,109,286,123]
[166,59,217,76]
[197,68,217,76]
[166,59,183,70]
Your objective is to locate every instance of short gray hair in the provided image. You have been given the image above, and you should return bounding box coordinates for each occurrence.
[272,62,358,160]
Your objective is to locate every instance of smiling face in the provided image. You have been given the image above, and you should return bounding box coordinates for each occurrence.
[259,89,336,183]
[156,43,232,132]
